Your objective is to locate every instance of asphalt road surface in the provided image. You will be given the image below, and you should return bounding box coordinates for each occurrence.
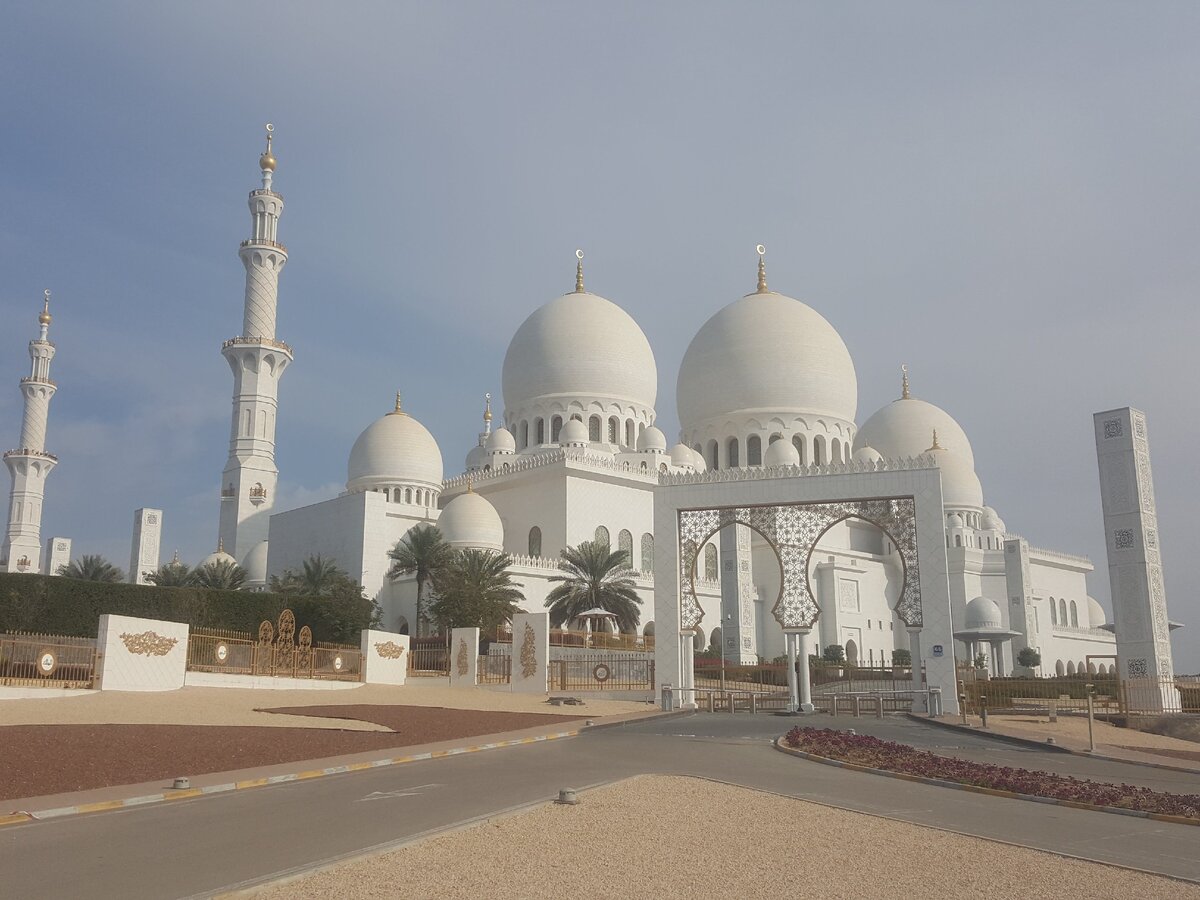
[1,713,1197,898]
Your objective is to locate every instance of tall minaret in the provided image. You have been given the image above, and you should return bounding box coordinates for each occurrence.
[217,124,293,563]
[3,291,59,573]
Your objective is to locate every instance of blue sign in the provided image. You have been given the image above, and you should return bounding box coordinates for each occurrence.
[931,644,944,658]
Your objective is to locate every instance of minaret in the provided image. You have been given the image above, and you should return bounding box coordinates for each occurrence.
[3,291,59,573]
[217,124,293,563]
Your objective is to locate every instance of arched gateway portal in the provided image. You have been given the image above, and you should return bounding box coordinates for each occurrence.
[654,458,958,715]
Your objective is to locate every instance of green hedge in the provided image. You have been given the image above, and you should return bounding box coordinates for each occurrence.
[0,572,376,644]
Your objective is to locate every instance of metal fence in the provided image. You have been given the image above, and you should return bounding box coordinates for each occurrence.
[0,631,98,688]
[408,639,449,676]
[478,654,510,684]
[955,675,1200,716]
[185,614,362,682]
[487,626,653,652]
[549,654,655,691]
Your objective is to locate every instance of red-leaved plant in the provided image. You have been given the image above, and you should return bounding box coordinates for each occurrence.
[784,727,1199,819]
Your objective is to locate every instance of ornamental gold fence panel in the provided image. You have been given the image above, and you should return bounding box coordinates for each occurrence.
[478,654,511,684]
[487,626,654,652]
[187,626,257,675]
[548,654,655,691]
[184,611,362,683]
[408,638,449,676]
[0,631,98,688]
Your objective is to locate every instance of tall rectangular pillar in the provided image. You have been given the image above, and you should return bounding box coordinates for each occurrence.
[510,612,549,693]
[44,536,71,576]
[1094,408,1174,700]
[1003,538,1036,671]
[718,524,758,664]
[449,627,480,688]
[128,508,163,585]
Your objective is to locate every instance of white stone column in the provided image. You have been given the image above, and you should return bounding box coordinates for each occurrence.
[796,629,814,711]
[785,631,799,712]
[908,627,926,712]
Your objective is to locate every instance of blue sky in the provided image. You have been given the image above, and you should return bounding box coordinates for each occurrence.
[2,3,1198,670]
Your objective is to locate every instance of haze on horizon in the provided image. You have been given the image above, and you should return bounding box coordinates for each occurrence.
[1,2,1197,670]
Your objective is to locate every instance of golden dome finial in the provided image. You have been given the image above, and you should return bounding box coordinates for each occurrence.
[217,537,225,553]
[466,475,474,493]
[483,392,492,422]
[756,245,768,293]
[171,549,181,566]
[575,249,585,293]
[39,289,52,326]
[259,123,277,172]
[926,428,942,452]
[901,364,910,400]
[389,390,406,415]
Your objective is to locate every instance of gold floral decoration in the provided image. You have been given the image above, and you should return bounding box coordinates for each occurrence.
[456,638,469,676]
[375,641,406,660]
[520,623,537,679]
[119,631,179,657]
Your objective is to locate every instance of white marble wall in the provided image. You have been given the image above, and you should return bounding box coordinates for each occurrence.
[360,628,410,686]
[95,614,189,692]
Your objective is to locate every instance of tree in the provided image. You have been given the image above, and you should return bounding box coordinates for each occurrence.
[270,554,348,596]
[891,648,912,666]
[543,540,642,632]
[387,525,454,637]
[58,554,124,583]
[821,644,846,664]
[146,555,192,587]
[190,559,247,590]
[428,549,524,632]
[1016,647,1042,669]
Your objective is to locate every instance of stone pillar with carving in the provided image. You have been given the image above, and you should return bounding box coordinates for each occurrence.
[718,524,758,664]
[510,612,550,693]
[128,508,163,585]
[1094,408,1174,707]
[449,627,480,687]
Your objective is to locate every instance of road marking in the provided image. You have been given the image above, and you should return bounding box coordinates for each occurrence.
[357,783,442,802]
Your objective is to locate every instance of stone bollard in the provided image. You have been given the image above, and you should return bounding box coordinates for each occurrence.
[661,683,673,711]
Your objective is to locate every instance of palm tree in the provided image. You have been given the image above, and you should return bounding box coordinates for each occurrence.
[544,540,642,632]
[270,555,348,596]
[387,525,454,636]
[58,554,125,583]
[428,549,524,632]
[190,559,247,590]
[146,552,192,587]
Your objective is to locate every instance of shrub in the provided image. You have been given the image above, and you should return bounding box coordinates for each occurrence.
[821,644,845,664]
[1016,647,1042,668]
[891,648,911,666]
[0,572,377,644]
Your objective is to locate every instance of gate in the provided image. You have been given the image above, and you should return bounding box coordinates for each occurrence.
[0,631,98,688]
[185,610,362,682]
[549,654,655,691]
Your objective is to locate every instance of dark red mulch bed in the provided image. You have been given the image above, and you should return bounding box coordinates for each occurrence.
[1,707,582,804]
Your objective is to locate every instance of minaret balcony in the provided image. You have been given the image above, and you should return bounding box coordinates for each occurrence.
[249,485,268,501]
[3,448,57,461]
[240,238,287,253]
[222,336,294,354]
[248,188,283,201]
[221,487,236,500]
[20,376,55,386]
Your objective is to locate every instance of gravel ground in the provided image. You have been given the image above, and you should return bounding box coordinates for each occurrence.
[952,714,1200,765]
[0,682,649,731]
[0,708,582,802]
[254,775,1198,900]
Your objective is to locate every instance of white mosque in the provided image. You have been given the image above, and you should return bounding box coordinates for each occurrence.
[4,130,1124,678]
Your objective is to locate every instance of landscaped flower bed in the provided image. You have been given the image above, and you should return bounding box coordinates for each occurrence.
[784,727,1200,819]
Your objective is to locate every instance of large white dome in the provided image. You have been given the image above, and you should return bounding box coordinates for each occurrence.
[928,444,984,509]
[437,491,504,552]
[502,291,657,413]
[347,401,443,492]
[677,290,857,429]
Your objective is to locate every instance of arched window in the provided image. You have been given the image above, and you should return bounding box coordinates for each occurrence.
[792,434,806,465]
[528,526,542,557]
[709,627,722,653]
[643,620,655,636]
[727,438,739,468]
[625,419,635,447]
[640,533,654,573]
[814,435,825,465]
[1069,600,1078,627]
[551,415,563,443]
[608,416,619,444]
[706,439,719,470]
[536,418,545,444]
[1055,660,1065,676]
[396,615,410,636]
[1049,598,1057,626]
[954,534,962,547]
[1058,598,1067,625]
[704,544,718,581]
[589,415,601,442]
[618,529,633,564]
[831,437,841,464]
[1066,660,1076,675]
[747,435,762,466]
[405,488,413,503]
[519,421,529,449]
[594,525,610,548]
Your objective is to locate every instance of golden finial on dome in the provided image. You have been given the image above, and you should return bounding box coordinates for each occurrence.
[483,392,492,422]
[926,428,942,452]
[38,289,52,326]
[756,245,768,293]
[466,475,474,493]
[901,364,910,400]
[171,549,181,566]
[259,123,277,172]
[389,390,406,416]
[217,537,225,553]
[575,249,585,293]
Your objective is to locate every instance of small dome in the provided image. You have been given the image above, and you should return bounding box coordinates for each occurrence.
[437,491,504,552]
[852,445,883,465]
[965,596,1003,629]
[502,291,657,414]
[637,425,667,452]
[857,395,975,467]
[947,512,965,528]
[1087,596,1107,627]
[981,506,1006,533]
[200,544,238,569]
[242,540,269,585]
[669,443,695,468]
[465,444,489,471]
[560,418,589,446]
[487,427,516,453]
[347,402,443,492]
[764,438,800,467]
[690,447,707,472]
[677,289,857,429]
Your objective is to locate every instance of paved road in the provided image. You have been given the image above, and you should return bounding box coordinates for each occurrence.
[1,713,1197,898]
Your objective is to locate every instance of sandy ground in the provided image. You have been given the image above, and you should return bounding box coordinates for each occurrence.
[253,775,1198,900]
[0,681,652,732]
[948,713,1200,768]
